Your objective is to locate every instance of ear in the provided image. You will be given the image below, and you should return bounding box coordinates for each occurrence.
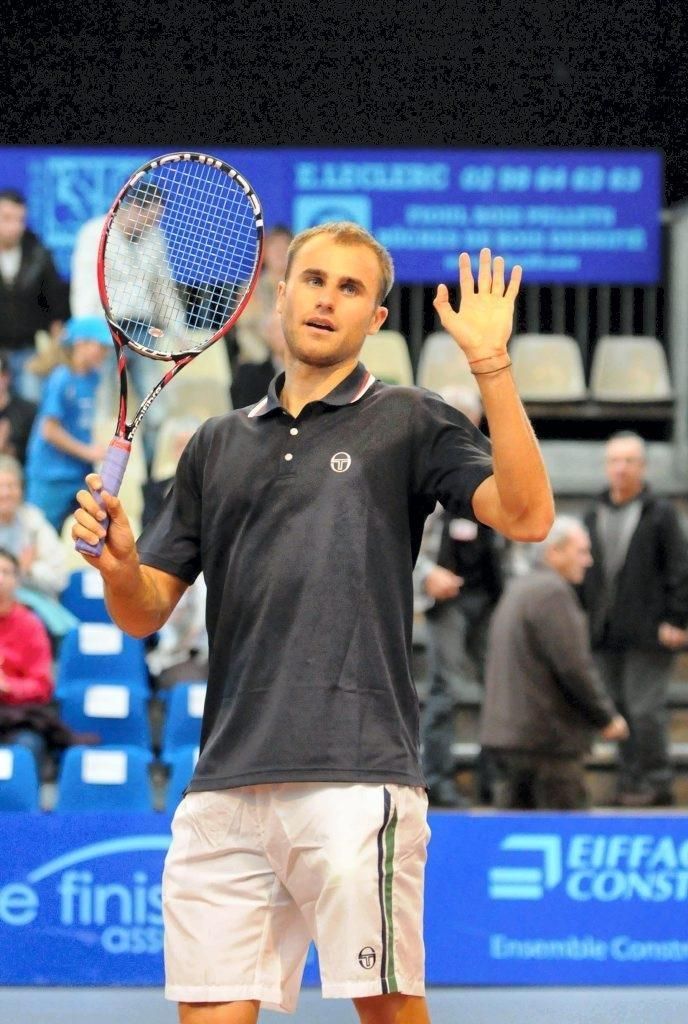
[366,304,389,336]
[275,279,285,314]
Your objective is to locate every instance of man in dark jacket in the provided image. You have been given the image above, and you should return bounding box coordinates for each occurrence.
[481,516,627,810]
[415,386,504,807]
[581,431,688,807]
[0,189,69,401]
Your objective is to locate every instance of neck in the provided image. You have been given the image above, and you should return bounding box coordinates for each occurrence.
[610,482,643,505]
[279,354,358,418]
[0,598,14,616]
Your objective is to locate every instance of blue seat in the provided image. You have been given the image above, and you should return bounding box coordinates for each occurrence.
[165,745,199,812]
[54,745,154,812]
[60,569,112,623]
[59,684,151,748]
[55,623,148,696]
[160,682,206,760]
[0,745,40,811]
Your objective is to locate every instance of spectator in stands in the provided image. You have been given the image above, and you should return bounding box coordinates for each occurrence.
[230,308,286,409]
[581,431,688,807]
[142,415,200,528]
[233,224,292,365]
[24,316,108,532]
[415,386,504,807]
[147,575,209,689]
[0,352,36,464]
[70,194,185,463]
[143,416,209,687]
[0,454,74,639]
[0,547,97,769]
[0,189,69,401]
[481,516,628,810]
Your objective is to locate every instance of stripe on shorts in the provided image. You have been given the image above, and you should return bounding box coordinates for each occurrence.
[376,787,399,994]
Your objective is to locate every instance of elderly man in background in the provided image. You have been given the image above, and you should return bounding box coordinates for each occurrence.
[415,386,504,807]
[581,431,688,807]
[480,516,628,810]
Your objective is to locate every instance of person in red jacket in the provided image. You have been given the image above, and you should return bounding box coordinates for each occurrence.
[0,545,53,763]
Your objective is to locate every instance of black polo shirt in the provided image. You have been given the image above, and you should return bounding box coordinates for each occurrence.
[138,362,493,791]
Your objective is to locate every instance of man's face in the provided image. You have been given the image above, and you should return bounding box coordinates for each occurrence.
[118,198,163,237]
[605,437,646,495]
[548,526,593,584]
[276,237,387,369]
[0,554,18,603]
[0,200,26,249]
[0,471,21,522]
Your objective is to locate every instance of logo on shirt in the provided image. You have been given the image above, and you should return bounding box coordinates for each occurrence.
[358,946,377,969]
[330,452,352,473]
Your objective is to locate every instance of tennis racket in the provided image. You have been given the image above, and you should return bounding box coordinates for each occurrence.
[75,151,264,557]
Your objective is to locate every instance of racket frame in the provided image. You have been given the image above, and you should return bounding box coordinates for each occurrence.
[75,151,264,557]
[97,150,264,444]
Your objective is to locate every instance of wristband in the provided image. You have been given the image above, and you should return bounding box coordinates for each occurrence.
[470,360,512,376]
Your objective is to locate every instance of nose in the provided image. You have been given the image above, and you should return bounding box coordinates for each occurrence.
[315,287,336,311]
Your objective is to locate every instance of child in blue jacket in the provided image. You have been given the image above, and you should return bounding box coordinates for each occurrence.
[25,316,109,531]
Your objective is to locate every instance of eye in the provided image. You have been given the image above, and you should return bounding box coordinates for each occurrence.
[307,274,323,286]
[342,281,359,295]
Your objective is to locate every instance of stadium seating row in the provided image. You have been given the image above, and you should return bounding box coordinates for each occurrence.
[57,680,206,756]
[0,743,197,813]
[363,330,673,402]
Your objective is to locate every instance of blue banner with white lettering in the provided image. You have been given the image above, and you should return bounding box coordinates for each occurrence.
[0,147,661,284]
[1,812,687,986]
[426,813,688,985]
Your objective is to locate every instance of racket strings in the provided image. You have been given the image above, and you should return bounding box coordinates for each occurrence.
[104,158,260,356]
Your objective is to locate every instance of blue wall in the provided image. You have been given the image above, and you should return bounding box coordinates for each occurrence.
[1,810,686,987]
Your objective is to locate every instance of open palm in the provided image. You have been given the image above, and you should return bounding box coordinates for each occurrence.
[433,248,522,361]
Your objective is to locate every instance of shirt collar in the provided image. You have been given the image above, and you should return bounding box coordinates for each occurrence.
[247,362,376,418]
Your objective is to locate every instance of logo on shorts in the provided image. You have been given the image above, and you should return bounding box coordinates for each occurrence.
[358,946,377,969]
[330,452,352,473]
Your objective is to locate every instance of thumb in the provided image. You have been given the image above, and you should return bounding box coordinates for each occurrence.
[433,283,452,325]
[100,488,127,522]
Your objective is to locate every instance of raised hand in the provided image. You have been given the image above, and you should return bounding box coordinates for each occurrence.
[433,248,522,363]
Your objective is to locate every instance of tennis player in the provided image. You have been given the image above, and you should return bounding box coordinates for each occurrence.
[73,222,554,1024]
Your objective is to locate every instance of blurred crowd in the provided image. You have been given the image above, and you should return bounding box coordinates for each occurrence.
[2,188,688,810]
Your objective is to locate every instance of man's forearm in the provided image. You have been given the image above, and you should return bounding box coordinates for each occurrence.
[103,564,183,638]
[475,364,554,540]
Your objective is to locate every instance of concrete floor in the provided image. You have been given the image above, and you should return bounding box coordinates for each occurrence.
[1,986,687,1024]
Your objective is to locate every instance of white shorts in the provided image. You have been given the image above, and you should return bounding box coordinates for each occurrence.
[163,782,430,1013]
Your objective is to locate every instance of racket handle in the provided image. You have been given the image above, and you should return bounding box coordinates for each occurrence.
[75,439,132,558]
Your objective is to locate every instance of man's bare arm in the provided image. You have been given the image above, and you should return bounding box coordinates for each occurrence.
[433,248,554,542]
[72,473,188,637]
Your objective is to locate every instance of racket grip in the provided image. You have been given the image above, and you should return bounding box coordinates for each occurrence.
[75,439,132,558]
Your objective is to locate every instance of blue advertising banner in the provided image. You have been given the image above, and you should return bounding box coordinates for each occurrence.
[426,813,688,985]
[0,147,661,285]
[1,811,686,987]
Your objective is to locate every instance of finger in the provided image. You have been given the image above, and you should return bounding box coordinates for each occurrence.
[433,283,453,326]
[72,513,106,548]
[85,472,103,492]
[477,247,492,293]
[75,487,107,520]
[458,252,473,296]
[505,263,523,302]
[492,255,505,295]
[433,283,450,310]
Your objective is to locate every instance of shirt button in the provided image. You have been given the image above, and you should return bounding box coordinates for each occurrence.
[284,453,293,461]
[290,427,298,436]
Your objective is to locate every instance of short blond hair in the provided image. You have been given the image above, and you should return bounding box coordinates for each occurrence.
[284,221,394,303]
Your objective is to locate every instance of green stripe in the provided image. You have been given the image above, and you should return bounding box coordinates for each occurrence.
[382,806,399,993]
